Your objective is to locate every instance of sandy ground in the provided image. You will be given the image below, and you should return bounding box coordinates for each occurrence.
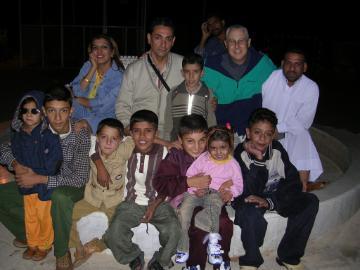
[1,208,359,270]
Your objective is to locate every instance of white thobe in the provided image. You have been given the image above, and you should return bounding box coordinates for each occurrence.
[262,70,323,182]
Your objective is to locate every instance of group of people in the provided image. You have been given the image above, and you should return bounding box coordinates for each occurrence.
[0,15,323,270]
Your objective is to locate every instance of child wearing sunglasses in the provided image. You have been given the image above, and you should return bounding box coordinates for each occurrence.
[8,90,63,261]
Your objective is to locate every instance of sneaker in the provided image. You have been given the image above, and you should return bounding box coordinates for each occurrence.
[276,257,304,270]
[182,265,200,270]
[219,260,231,270]
[207,242,223,265]
[175,251,189,264]
[129,253,145,270]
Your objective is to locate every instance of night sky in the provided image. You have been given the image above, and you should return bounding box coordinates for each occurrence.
[0,0,359,131]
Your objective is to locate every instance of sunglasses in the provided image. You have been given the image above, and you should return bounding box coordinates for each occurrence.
[20,108,41,115]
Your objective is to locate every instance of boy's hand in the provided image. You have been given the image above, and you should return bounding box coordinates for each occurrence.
[0,165,10,183]
[243,141,263,160]
[219,189,233,203]
[141,204,157,223]
[244,195,269,209]
[15,167,47,188]
[210,96,218,111]
[96,164,112,189]
[187,174,211,189]
[219,179,233,193]
[12,160,29,175]
[194,188,207,198]
[167,140,183,151]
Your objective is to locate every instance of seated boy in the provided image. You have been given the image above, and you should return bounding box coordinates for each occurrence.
[164,52,216,141]
[232,108,319,270]
[68,118,134,267]
[153,114,233,270]
[103,110,180,270]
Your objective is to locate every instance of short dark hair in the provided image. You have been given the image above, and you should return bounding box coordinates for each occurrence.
[207,125,234,151]
[130,110,158,130]
[178,114,208,138]
[284,48,307,63]
[182,53,204,70]
[96,118,125,138]
[248,108,278,129]
[148,17,175,35]
[44,85,72,107]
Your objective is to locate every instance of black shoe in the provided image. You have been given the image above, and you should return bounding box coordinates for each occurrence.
[129,253,145,270]
[147,259,164,270]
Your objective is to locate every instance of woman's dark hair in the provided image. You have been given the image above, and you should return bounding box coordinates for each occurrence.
[207,125,234,151]
[96,118,125,138]
[88,34,125,71]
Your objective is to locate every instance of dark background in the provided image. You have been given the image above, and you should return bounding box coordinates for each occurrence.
[1,0,359,132]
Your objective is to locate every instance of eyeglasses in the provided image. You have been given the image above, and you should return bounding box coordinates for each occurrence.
[20,108,41,115]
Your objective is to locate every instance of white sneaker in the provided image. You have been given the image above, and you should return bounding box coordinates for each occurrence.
[182,265,200,270]
[175,251,189,263]
[207,242,223,265]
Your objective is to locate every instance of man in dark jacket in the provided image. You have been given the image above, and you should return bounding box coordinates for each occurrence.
[232,108,319,270]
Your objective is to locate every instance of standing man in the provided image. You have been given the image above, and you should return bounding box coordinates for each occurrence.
[262,48,323,191]
[194,14,227,59]
[202,25,276,139]
[0,86,91,270]
[115,17,183,139]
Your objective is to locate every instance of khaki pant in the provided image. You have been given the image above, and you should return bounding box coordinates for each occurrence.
[24,194,53,250]
[69,199,116,248]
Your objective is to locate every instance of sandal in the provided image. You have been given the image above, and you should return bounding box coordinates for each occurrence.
[56,250,73,270]
[73,238,105,268]
[23,247,37,260]
[32,247,52,261]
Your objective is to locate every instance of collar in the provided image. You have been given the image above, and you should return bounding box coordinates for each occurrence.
[133,143,162,155]
[49,120,72,139]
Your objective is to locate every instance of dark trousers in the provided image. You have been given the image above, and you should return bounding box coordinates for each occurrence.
[234,193,319,267]
[187,206,233,270]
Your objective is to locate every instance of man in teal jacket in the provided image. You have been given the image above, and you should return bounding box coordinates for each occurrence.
[202,24,276,137]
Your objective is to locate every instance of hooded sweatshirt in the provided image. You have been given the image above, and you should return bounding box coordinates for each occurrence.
[10,90,63,200]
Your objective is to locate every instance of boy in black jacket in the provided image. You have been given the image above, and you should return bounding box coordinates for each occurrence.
[233,108,319,270]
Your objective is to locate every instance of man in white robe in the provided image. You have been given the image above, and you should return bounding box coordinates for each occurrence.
[262,49,323,191]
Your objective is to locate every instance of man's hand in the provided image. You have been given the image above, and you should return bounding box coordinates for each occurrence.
[15,167,47,188]
[74,119,92,134]
[201,22,211,39]
[187,174,211,189]
[243,141,263,160]
[244,195,269,209]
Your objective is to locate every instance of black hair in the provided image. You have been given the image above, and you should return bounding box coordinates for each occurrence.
[18,97,38,120]
[284,48,307,63]
[89,34,125,71]
[178,114,208,138]
[44,85,72,107]
[205,13,225,21]
[96,118,125,138]
[130,110,158,130]
[248,108,278,129]
[182,53,204,70]
[207,125,234,151]
[148,17,175,35]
